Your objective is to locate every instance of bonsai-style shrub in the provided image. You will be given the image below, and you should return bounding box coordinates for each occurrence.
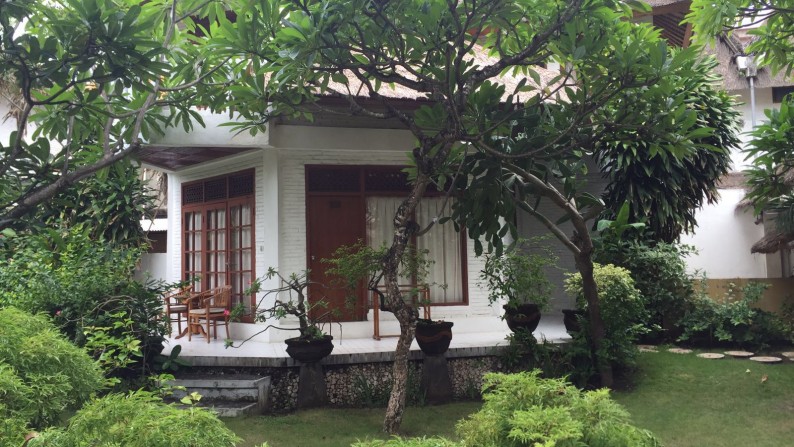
[480,238,558,312]
[230,267,334,343]
[29,391,240,447]
[565,264,647,372]
[0,307,103,445]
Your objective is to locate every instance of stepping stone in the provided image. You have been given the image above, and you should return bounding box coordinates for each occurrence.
[668,348,693,354]
[781,352,794,359]
[697,353,725,359]
[724,350,755,358]
[638,345,658,352]
[749,356,783,364]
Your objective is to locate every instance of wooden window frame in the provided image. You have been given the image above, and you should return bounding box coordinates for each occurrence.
[181,169,256,320]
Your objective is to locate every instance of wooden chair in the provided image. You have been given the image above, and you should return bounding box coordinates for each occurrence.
[187,285,232,343]
[163,284,194,337]
[372,285,431,340]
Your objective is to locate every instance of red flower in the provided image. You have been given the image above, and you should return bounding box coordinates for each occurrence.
[55,310,62,316]
[223,309,230,316]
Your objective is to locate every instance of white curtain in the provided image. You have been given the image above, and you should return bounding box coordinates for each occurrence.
[366,197,463,304]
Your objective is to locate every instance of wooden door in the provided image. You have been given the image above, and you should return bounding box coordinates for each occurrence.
[307,195,366,322]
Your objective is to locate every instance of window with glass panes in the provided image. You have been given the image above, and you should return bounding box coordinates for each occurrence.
[182,170,255,315]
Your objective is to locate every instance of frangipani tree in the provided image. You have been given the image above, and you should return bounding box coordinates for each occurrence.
[213,0,738,433]
[0,0,243,229]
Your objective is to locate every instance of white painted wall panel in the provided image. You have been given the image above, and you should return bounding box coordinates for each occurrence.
[680,189,767,278]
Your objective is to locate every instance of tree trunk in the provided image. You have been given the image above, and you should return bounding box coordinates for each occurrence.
[383,306,417,433]
[573,235,614,388]
[380,167,432,434]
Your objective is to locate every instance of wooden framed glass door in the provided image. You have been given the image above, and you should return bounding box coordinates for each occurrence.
[181,170,256,316]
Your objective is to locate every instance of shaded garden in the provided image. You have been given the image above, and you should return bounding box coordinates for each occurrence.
[3,0,794,445]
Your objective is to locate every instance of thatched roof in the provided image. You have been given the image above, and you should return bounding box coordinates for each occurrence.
[707,33,794,91]
[751,230,794,253]
[718,172,747,189]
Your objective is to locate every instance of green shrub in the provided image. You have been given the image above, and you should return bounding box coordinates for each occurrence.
[455,371,660,447]
[564,264,646,372]
[0,307,103,444]
[480,237,558,311]
[678,281,791,348]
[28,391,240,447]
[0,227,170,380]
[595,240,694,341]
[353,438,459,447]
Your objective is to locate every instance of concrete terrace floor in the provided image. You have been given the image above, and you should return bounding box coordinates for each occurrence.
[162,314,571,368]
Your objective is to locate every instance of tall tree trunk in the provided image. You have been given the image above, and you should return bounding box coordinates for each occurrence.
[383,305,418,433]
[573,233,613,388]
[381,169,431,434]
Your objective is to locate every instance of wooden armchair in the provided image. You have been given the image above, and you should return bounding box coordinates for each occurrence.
[187,285,232,343]
[372,285,431,340]
[163,284,194,337]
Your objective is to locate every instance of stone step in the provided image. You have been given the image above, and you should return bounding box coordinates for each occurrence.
[168,374,271,415]
[199,399,260,418]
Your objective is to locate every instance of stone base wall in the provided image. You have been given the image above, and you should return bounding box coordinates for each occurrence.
[188,355,506,412]
[271,356,504,411]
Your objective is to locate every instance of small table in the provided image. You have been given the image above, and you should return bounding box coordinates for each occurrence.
[173,292,202,339]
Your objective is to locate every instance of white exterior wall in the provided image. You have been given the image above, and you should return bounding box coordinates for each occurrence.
[680,189,767,278]
[272,124,500,340]
[136,253,169,282]
[682,85,781,278]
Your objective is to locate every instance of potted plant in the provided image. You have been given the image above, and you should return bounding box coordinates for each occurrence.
[231,268,335,363]
[481,238,558,334]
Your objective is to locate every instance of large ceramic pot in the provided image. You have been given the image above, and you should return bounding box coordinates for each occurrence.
[562,309,586,335]
[503,303,541,333]
[285,335,334,363]
[415,320,454,356]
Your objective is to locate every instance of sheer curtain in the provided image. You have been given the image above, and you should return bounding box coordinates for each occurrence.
[366,196,463,304]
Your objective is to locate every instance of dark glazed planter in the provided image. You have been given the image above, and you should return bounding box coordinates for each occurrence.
[503,303,541,333]
[285,335,334,363]
[415,321,454,356]
[562,309,586,335]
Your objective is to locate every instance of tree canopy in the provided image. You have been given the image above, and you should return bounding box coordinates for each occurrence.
[0,0,235,228]
[212,0,739,431]
[1,0,742,434]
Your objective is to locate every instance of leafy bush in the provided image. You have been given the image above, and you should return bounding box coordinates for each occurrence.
[499,330,594,387]
[595,240,694,342]
[678,281,791,348]
[564,264,647,372]
[456,371,660,447]
[0,307,103,444]
[480,238,558,311]
[29,391,240,447]
[0,227,170,380]
[353,438,458,447]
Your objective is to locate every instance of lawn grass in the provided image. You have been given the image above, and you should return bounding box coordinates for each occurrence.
[613,350,794,447]
[223,401,481,447]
